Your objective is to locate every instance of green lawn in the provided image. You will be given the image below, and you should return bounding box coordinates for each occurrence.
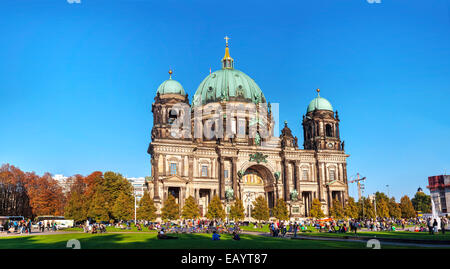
[0,232,416,249]
[303,231,450,241]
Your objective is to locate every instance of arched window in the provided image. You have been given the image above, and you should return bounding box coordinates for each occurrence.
[168,109,178,124]
[326,124,333,137]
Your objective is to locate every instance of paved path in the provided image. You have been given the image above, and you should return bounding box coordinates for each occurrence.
[0,230,82,237]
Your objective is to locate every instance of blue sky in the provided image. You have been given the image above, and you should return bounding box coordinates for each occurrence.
[0,0,449,200]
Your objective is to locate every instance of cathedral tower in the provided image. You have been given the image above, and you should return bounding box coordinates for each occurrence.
[302,89,343,151]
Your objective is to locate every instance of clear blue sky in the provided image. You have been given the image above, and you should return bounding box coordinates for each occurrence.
[1,0,449,200]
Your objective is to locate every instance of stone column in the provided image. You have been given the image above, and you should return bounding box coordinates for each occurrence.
[152,154,160,201]
[295,160,300,192]
[283,159,290,201]
[219,157,225,199]
[162,155,166,176]
[232,157,238,199]
[327,186,331,216]
[179,187,184,208]
[315,159,323,201]
[343,163,349,201]
[188,156,194,181]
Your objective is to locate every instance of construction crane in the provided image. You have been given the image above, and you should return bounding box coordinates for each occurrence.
[349,173,366,201]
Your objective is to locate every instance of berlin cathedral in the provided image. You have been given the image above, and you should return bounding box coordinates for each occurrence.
[147,38,349,220]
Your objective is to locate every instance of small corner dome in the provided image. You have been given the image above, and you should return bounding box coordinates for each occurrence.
[307,96,333,113]
[156,79,185,95]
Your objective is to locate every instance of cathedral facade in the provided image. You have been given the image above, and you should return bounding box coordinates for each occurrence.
[147,39,349,220]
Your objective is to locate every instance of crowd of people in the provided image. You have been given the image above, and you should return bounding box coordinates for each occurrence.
[0,219,32,234]
[262,216,449,237]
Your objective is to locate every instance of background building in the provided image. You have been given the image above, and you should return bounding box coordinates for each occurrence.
[52,174,71,194]
[427,175,450,214]
[127,177,146,201]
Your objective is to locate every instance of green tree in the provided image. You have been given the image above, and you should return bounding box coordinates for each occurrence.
[273,198,289,221]
[388,197,402,219]
[411,191,431,213]
[374,192,390,218]
[64,191,87,222]
[84,171,134,222]
[400,195,416,218]
[251,196,270,222]
[330,199,345,219]
[376,198,390,218]
[357,197,375,219]
[229,198,245,221]
[182,196,200,219]
[112,192,134,221]
[161,194,180,221]
[344,197,358,219]
[137,191,157,221]
[88,191,110,222]
[206,195,225,220]
[310,198,324,219]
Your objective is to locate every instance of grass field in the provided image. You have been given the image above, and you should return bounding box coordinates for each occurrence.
[304,230,450,241]
[0,232,421,249]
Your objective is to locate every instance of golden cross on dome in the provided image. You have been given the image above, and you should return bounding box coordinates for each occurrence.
[224,35,230,46]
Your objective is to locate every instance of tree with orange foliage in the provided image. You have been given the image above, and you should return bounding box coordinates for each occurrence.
[27,173,65,216]
[0,164,33,217]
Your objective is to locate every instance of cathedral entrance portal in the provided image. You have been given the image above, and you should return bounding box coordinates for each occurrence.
[241,165,275,220]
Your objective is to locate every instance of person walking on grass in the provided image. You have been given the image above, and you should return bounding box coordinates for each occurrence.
[432,219,438,235]
[427,218,432,235]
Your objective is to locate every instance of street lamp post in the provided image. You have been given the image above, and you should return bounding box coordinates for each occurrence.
[134,191,137,224]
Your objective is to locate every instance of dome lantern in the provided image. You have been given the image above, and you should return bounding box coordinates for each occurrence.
[222,36,234,70]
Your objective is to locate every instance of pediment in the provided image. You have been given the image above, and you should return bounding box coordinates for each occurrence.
[164,175,188,183]
[326,180,347,188]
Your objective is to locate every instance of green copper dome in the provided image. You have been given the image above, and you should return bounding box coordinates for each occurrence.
[192,69,266,107]
[307,96,333,113]
[157,78,185,95]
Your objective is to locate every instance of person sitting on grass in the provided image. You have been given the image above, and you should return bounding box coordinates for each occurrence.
[232,231,240,241]
[212,230,221,240]
[157,228,178,240]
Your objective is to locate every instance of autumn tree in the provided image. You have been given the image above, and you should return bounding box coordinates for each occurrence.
[64,174,89,222]
[273,199,289,221]
[330,199,345,219]
[181,196,200,219]
[411,191,431,213]
[400,195,416,218]
[27,173,65,216]
[357,197,375,219]
[251,196,270,222]
[229,198,245,222]
[344,197,358,219]
[0,164,33,218]
[137,191,157,221]
[161,194,179,221]
[310,198,324,219]
[388,197,402,219]
[206,195,225,220]
[112,192,134,221]
[376,198,390,218]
